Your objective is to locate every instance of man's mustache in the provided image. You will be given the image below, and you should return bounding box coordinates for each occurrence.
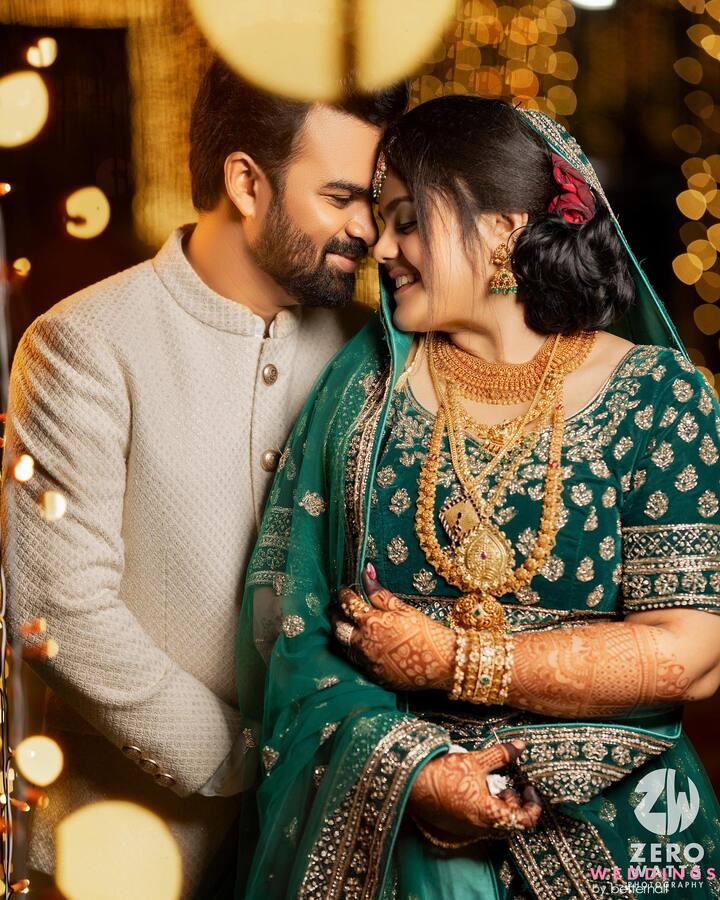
[324,237,368,262]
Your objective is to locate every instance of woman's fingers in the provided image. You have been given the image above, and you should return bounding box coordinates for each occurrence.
[338,587,370,622]
[330,611,361,649]
[473,739,526,772]
[362,563,404,611]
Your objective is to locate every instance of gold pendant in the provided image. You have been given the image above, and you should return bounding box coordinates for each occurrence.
[439,496,480,538]
[450,591,507,634]
[455,521,514,594]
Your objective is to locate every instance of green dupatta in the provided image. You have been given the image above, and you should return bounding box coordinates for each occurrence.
[234,110,689,898]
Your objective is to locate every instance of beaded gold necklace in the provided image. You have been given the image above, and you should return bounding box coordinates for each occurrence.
[415,331,596,634]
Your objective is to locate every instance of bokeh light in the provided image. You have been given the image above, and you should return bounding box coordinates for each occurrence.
[39,490,67,522]
[0,71,49,148]
[65,186,111,239]
[12,257,31,276]
[12,455,35,483]
[56,802,182,900]
[26,37,58,69]
[14,736,64,787]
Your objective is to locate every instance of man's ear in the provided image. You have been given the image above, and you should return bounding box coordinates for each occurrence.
[224,152,267,218]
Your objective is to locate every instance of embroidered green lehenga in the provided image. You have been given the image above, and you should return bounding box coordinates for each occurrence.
[234,112,720,899]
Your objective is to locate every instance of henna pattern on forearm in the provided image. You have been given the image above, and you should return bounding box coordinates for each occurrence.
[508,623,692,717]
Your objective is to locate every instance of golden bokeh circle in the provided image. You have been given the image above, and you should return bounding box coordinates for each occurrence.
[188,0,455,101]
[65,186,111,240]
[0,71,49,148]
[672,252,704,285]
[677,189,707,220]
[56,801,182,900]
[14,736,64,787]
[694,303,720,335]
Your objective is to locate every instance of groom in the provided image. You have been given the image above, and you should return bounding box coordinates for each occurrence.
[1,58,408,896]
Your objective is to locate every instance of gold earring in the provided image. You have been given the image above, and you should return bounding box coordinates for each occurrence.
[488,243,518,295]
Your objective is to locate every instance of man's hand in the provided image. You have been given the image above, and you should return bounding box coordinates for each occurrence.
[331,564,456,692]
[409,740,543,838]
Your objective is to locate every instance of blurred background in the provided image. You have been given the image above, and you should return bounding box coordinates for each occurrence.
[0,0,719,896]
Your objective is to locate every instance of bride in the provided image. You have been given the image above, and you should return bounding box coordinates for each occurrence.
[235,96,720,899]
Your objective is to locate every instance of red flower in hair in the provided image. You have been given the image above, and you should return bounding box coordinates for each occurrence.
[548,152,596,225]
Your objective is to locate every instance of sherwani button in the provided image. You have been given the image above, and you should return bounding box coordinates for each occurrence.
[122,745,142,761]
[261,450,280,472]
[262,364,278,385]
[139,757,160,774]
[155,772,176,787]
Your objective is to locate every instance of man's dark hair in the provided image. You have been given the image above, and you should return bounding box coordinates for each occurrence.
[189,59,410,211]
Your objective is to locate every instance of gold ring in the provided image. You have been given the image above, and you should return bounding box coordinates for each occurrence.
[509,811,518,829]
[340,595,367,622]
[335,621,356,648]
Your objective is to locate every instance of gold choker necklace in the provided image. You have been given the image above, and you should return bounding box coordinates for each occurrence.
[431,330,596,404]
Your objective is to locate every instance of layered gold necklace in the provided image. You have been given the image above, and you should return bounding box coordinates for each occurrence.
[415,330,596,634]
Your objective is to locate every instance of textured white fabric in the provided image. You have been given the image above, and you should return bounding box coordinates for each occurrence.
[1,226,358,895]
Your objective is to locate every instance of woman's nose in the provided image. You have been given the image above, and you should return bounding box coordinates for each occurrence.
[373,227,397,265]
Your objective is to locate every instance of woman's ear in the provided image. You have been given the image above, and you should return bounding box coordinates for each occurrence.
[224,151,267,218]
[489,211,529,248]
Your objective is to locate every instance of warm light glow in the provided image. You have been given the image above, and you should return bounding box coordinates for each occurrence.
[677,189,707,220]
[672,124,702,153]
[694,302,720,335]
[700,34,720,62]
[12,257,31,276]
[14,736,64,787]
[13,454,35,482]
[189,0,454,100]
[26,37,58,68]
[688,238,717,270]
[0,182,11,196]
[673,252,704,285]
[39,490,67,521]
[65,186,111,239]
[674,56,704,84]
[569,0,616,8]
[0,71,49,148]
[56,801,182,900]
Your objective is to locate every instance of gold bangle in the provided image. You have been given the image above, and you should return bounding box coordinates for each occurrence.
[461,631,482,702]
[449,632,468,701]
[412,816,481,849]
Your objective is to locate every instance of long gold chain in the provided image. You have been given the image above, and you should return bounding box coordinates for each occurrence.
[415,332,580,632]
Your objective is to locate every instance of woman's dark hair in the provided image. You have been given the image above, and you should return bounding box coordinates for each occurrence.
[381,95,635,334]
[190,58,410,211]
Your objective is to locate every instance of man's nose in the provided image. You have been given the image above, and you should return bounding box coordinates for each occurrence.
[347,208,379,247]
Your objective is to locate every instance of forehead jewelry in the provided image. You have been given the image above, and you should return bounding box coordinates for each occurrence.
[372,151,387,201]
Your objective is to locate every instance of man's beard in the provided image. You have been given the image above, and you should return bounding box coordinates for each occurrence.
[250,192,367,309]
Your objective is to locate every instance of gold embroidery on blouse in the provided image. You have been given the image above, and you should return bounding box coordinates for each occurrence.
[386,535,409,565]
[645,491,669,520]
[650,441,674,469]
[634,406,654,430]
[699,490,719,518]
[587,585,605,607]
[672,379,694,403]
[389,488,411,516]
[659,406,678,427]
[677,411,699,442]
[699,434,719,466]
[376,465,396,488]
[570,483,593,506]
[602,487,617,508]
[282,614,305,638]
[675,464,699,493]
[412,569,437,595]
[576,557,595,582]
[599,536,615,560]
[584,507,599,531]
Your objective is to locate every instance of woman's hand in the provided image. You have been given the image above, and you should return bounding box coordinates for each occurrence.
[408,739,543,839]
[332,564,456,691]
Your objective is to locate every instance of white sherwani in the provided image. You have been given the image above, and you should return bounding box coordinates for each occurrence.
[1,226,359,896]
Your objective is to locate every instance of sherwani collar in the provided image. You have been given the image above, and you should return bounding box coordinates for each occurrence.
[152,225,302,337]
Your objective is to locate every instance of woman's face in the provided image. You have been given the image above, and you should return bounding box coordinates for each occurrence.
[373,169,481,334]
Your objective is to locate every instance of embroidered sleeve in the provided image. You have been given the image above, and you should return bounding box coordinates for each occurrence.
[620,360,720,615]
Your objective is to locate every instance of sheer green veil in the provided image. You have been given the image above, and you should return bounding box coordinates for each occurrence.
[233,104,690,899]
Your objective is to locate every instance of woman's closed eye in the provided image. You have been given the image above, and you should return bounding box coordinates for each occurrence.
[397,219,417,234]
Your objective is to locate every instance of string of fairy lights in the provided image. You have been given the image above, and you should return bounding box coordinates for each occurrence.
[672,0,720,395]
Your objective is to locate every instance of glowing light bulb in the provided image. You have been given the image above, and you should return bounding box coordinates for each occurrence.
[0,182,11,196]
[14,736,64,787]
[0,71,49,148]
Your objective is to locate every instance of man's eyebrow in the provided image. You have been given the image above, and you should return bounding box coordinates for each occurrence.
[321,180,371,197]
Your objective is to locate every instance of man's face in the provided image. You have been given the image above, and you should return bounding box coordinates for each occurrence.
[250,105,382,308]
